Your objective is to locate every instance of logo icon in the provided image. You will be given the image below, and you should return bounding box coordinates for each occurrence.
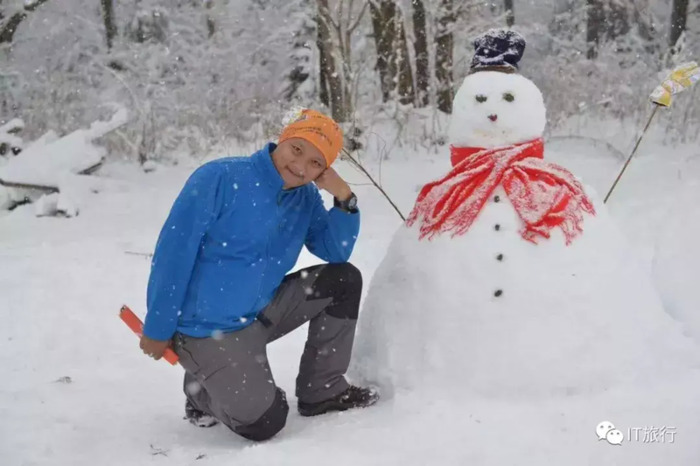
[596,421,623,445]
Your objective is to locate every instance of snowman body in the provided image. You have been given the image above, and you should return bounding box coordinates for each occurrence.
[351,71,698,399]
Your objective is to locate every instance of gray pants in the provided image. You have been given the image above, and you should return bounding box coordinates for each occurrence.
[172,263,362,441]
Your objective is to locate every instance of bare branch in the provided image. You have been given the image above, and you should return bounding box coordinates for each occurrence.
[346,0,353,31]
[334,0,343,28]
[342,148,405,221]
[318,2,340,32]
[348,1,369,33]
[25,0,51,13]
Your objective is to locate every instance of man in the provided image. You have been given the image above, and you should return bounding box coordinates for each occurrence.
[140,109,377,442]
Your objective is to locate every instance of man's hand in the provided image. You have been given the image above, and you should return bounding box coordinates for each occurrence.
[140,335,171,361]
[315,167,352,201]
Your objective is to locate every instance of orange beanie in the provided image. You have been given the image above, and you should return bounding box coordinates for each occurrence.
[279,109,344,167]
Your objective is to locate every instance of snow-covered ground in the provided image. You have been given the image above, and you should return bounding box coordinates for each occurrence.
[2,135,700,465]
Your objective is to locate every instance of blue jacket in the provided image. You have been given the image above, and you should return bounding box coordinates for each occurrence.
[144,143,360,340]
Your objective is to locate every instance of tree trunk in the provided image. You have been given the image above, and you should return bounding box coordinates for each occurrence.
[412,0,429,107]
[316,0,351,122]
[318,33,330,107]
[317,1,333,109]
[586,0,603,59]
[435,0,454,114]
[100,0,117,49]
[670,0,689,48]
[394,4,415,105]
[369,1,395,102]
[603,0,629,42]
[284,0,314,101]
[0,11,24,44]
[370,1,415,105]
[204,0,215,38]
[634,0,655,42]
[504,0,514,27]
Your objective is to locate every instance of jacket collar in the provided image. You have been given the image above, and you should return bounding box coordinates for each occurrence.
[252,143,285,191]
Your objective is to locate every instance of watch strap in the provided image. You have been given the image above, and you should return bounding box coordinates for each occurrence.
[334,192,358,212]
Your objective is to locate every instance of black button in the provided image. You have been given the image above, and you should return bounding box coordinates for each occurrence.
[494,224,501,231]
[494,195,500,202]
[494,289,503,297]
[496,254,504,261]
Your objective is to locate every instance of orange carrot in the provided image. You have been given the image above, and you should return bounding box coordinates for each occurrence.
[120,305,179,365]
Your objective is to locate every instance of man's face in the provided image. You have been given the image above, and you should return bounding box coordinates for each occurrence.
[271,138,327,189]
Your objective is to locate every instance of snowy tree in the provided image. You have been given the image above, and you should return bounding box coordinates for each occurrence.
[283,0,315,102]
[504,0,514,27]
[670,0,689,48]
[411,0,429,107]
[435,0,454,114]
[315,0,368,122]
[1,0,698,164]
[369,0,414,105]
[100,0,117,50]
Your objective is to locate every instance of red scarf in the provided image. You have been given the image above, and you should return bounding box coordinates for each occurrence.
[406,138,595,244]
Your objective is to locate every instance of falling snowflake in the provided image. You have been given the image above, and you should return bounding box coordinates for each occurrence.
[186,380,202,395]
[281,106,306,125]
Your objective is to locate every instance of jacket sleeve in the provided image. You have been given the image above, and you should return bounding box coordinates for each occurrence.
[304,189,360,263]
[144,163,226,340]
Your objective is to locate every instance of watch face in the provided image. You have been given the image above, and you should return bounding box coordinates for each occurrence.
[348,195,358,209]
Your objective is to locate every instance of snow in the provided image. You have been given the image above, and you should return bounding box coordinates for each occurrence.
[353,71,699,408]
[34,192,60,217]
[0,118,24,150]
[142,160,158,173]
[2,131,700,464]
[653,178,700,340]
[352,182,699,398]
[448,71,546,148]
[0,107,127,188]
[350,70,700,464]
[0,107,127,216]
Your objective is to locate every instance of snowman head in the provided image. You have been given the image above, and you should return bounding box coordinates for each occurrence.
[448,29,546,149]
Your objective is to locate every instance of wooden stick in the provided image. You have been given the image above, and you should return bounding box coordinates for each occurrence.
[0,161,102,193]
[603,105,660,204]
[341,148,406,221]
[0,178,59,193]
[125,250,153,258]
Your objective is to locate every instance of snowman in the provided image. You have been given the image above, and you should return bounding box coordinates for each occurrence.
[351,29,699,399]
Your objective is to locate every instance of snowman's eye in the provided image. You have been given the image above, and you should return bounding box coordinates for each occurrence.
[503,92,515,102]
[475,95,487,103]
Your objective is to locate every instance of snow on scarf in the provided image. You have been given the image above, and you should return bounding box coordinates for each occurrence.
[406,138,595,244]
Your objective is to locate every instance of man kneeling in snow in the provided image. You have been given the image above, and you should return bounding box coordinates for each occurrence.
[140,109,377,441]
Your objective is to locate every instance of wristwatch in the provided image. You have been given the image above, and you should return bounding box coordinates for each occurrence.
[334,192,358,212]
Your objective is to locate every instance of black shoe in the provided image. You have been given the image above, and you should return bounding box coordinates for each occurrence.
[184,400,219,428]
[297,385,379,417]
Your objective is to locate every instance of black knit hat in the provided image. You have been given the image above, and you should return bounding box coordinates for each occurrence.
[470,29,526,73]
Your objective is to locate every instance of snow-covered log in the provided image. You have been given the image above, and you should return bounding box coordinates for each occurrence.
[0,107,128,215]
